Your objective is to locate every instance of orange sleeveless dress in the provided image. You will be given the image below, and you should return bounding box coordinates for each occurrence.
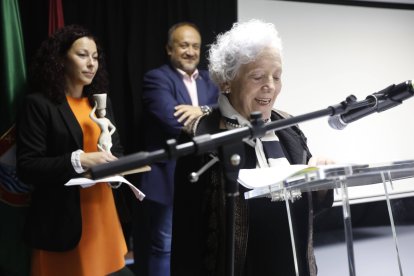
[31,96,127,276]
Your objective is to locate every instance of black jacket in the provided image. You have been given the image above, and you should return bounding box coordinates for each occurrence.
[17,93,123,251]
[171,109,333,276]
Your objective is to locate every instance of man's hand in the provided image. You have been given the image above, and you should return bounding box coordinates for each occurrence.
[174,104,203,126]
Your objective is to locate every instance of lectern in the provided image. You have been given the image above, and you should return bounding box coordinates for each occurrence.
[244,160,414,276]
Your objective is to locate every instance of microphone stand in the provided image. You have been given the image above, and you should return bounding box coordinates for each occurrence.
[87,95,378,276]
[88,95,370,179]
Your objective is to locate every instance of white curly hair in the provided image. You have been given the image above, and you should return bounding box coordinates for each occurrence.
[208,19,283,88]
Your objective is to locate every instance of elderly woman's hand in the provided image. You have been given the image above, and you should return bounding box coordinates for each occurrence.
[307,156,336,200]
[307,156,336,166]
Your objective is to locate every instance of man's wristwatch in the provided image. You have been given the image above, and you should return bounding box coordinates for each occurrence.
[200,105,212,115]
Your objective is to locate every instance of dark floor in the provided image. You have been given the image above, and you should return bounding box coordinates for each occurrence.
[314,224,414,276]
[314,198,414,276]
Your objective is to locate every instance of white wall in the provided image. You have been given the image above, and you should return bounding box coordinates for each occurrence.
[238,0,414,200]
[238,0,414,164]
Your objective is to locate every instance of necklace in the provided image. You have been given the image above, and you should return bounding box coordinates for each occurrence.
[225,120,242,129]
[225,117,270,129]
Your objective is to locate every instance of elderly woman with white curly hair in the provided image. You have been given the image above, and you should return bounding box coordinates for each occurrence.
[171,19,333,276]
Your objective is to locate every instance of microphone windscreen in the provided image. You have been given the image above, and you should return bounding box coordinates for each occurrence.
[328,115,347,130]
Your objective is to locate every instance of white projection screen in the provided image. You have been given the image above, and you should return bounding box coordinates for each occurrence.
[238,0,414,203]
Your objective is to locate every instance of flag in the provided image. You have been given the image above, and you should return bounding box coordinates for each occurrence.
[0,0,31,205]
[48,0,65,35]
[0,0,31,275]
[0,0,26,136]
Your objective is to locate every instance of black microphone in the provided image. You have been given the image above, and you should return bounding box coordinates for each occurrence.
[328,80,414,130]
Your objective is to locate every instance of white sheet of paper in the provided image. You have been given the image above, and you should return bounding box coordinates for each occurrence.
[237,165,309,189]
[65,175,145,201]
[238,164,355,190]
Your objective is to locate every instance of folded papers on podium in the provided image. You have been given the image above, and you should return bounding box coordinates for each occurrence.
[238,164,318,189]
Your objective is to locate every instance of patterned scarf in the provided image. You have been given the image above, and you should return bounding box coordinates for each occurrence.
[218,94,290,168]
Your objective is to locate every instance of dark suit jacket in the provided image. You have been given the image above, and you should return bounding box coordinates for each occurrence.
[16,93,123,251]
[139,64,219,205]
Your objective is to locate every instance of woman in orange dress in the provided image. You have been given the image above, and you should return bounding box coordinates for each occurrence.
[17,25,132,276]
